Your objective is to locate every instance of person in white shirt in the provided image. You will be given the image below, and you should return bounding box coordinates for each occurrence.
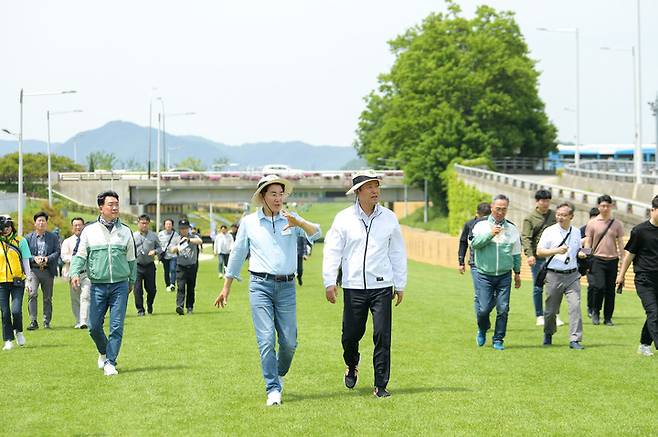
[60,217,91,329]
[323,170,407,398]
[537,202,586,350]
[213,225,233,278]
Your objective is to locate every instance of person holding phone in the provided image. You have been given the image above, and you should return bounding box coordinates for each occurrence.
[536,202,586,349]
[172,219,202,315]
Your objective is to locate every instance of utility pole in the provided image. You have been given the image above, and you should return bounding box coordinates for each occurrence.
[650,93,658,172]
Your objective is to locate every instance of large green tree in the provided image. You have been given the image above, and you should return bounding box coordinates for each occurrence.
[355,2,557,205]
[0,152,83,182]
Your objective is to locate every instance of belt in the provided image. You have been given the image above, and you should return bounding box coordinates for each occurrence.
[249,271,295,282]
[547,268,578,274]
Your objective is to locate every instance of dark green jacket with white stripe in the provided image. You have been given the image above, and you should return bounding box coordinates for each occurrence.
[69,219,137,284]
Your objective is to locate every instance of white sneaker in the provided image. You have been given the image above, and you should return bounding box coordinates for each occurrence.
[536,316,545,326]
[266,390,282,406]
[556,316,565,327]
[74,323,81,329]
[98,354,107,369]
[637,344,654,357]
[103,362,118,376]
[3,340,13,351]
[14,331,25,346]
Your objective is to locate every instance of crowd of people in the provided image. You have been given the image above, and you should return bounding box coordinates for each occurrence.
[1,174,657,408]
[458,189,658,355]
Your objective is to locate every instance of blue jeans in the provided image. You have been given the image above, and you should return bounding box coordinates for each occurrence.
[469,266,479,318]
[249,275,297,394]
[530,258,546,317]
[474,270,512,342]
[88,281,129,366]
[0,283,24,341]
[218,253,229,274]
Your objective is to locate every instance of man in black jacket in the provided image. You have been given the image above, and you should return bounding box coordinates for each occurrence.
[25,212,61,330]
[458,202,491,316]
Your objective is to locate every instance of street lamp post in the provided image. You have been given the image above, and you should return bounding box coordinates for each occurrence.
[538,27,581,168]
[46,109,83,207]
[18,89,76,234]
[600,46,641,183]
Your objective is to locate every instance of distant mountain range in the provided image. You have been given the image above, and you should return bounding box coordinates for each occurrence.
[0,120,363,170]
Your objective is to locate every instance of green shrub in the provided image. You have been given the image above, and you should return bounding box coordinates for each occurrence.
[443,158,491,236]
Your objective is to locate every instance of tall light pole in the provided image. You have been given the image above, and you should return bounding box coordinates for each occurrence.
[636,0,644,176]
[18,89,76,234]
[601,46,640,183]
[46,109,83,206]
[650,93,658,171]
[538,27,581,168]
[155,97,166,232]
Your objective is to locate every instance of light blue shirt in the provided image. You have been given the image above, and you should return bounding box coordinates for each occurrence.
[225,208,321,281]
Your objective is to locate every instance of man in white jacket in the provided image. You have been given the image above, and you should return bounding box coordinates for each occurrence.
[60,217,91,329]
[323,170,407,398]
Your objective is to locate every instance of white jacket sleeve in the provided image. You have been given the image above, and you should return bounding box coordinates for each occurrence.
[389,221,407,290]
[322,218,345,288]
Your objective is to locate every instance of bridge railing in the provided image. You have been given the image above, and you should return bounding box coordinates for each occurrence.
[455,164,652,219]
[564,160,658,184]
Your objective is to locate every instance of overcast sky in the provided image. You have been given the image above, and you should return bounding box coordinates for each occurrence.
[1,0,656,148]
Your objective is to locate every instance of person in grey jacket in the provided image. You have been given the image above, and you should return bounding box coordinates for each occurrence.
[172,219,202,315]
[25,211,61,330]
[133,214,162,316]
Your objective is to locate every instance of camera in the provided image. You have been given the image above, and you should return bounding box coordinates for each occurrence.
[0,215,11,230]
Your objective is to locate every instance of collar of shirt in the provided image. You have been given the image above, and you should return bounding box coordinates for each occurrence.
[354,202,381,226]
[257,207,286,223]
[487,215,507,227]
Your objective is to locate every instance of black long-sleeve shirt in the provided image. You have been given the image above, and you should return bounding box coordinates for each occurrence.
[458,217,485,266]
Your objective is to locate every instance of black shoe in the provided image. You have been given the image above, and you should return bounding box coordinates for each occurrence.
[27,321,39,331]
[592,312,600,325]
[44,322,51,329]
[137,311,145,317]
[79,324,88,329]
[373,387,390,398]
[604,319,614,326]
[176,307,184,316]
[543,334,552,346]
[147,305,153,315]
[344,366,358,389]
[298,277,303,286]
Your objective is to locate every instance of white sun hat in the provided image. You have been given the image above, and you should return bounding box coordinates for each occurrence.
[251,174,293,205]
[346,170,382,195]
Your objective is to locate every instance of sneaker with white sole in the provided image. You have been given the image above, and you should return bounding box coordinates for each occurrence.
[14,331,25,346]
[637,344,654,357]
[266,390,282,406]
[98,354,107,369]
[536,316,545,326]
[103,362,118,376]
[3,340,13,351]
[556,316,565,327]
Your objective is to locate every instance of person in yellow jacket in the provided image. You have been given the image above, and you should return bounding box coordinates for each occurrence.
[0,215,33,351]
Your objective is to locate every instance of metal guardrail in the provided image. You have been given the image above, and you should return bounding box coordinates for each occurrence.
[564,160,658,184]
[455,164,652,219]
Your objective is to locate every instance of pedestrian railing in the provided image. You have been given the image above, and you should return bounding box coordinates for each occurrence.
[564,160,658,185]
[455,164,652,219]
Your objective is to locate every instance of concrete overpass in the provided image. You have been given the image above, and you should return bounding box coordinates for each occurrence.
[55,170,423,215]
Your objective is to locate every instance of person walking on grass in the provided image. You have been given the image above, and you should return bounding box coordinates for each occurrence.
[458,202,491,317]
[133,214,162,316]
[0,215,32,351]
[61,217,91,329]
[521,189,565,327]
[69,190,136,376]
[616,195,658,357]
[214,175,321,406]
[584,195,625,326]
[323,170,407,399]
[172,219,202,315]
[25,211,60,330]
[536,202,585,350]
[471,194,522,351]
[213,225,233,279]
[158,218,180,293]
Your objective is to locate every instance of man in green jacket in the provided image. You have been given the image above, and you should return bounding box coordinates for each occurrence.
[471,194,522,350]
[70,191,136,376]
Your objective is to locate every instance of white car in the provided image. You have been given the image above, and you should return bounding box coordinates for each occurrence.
[262,164,302,180]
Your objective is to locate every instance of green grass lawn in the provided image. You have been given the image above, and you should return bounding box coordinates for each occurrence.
[1,245,656,436]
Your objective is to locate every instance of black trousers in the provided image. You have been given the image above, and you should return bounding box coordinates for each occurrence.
[342,287,392,389]
[176,263,198,310]
[589,257,619,321]
[635,272,658,349]
[134,263,157,312]
[297,254,304,280]
[586,273,595,313]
